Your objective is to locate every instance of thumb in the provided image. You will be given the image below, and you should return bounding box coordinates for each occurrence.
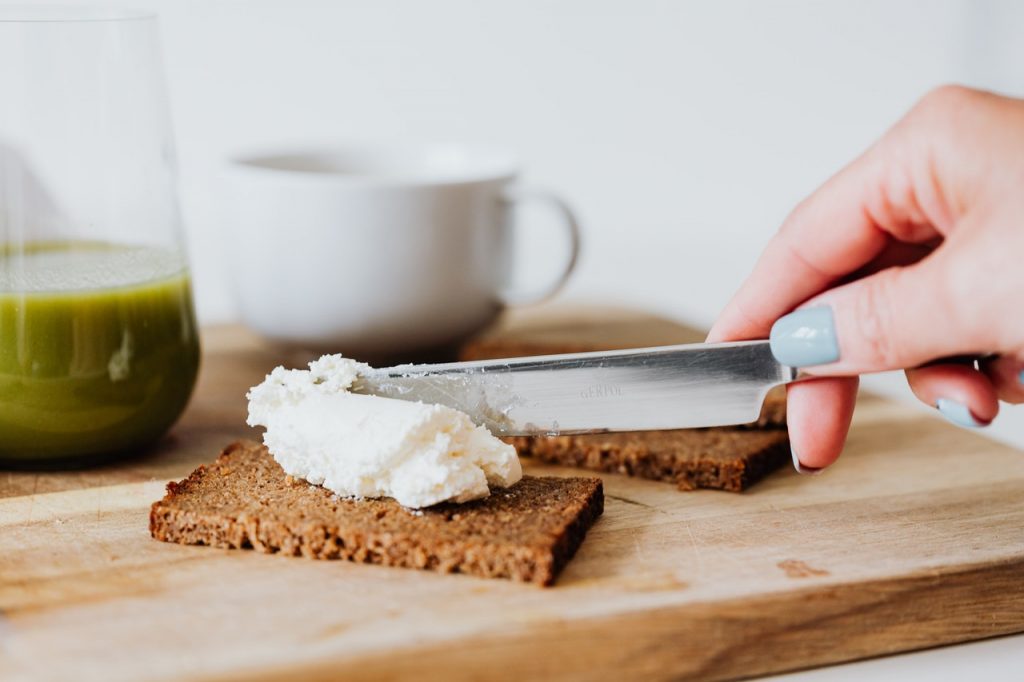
[768,252,975,374]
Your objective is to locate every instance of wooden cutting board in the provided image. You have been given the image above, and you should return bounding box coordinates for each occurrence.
[2,305,1023,682]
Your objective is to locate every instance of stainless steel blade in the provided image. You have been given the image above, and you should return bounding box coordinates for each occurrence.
[353,340,800,436]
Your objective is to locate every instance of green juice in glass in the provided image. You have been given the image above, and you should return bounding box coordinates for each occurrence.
[0,243,200,465]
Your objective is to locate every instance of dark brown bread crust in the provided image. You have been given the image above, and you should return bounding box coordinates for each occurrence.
[751,387,787,428]
[150,440,603,586]
[507,429,790,493]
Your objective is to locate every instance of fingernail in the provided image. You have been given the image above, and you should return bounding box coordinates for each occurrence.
[935,398,986,428]
[770,307,839,368]
[791,447,824,476]
[1018,369,1024,385]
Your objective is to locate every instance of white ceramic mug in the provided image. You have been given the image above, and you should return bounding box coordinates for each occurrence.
[221,144,580,358]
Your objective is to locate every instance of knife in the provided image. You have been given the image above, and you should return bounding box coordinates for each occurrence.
[353,340,804,436]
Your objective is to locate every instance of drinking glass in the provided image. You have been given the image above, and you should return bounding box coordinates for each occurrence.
[0,8,200,466]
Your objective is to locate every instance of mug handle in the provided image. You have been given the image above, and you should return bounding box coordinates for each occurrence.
[498,186,582,305]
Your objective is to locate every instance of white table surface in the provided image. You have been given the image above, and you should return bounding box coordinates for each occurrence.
[770,632,1023,680]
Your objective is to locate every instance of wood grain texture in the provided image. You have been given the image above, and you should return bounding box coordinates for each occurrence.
[1,304,1023,681]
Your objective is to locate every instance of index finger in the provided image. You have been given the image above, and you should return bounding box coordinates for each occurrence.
[707,152,889,342]
[706,104,949,343]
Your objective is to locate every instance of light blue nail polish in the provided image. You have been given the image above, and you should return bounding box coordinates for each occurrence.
[936,398,985,428]
[1019,369,1024,385]
[791,447,823,476]
[770,307,839,368]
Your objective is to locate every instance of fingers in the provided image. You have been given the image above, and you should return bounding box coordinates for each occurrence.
[982,354,1024,404]
[786,377,858,472]
[706,156,891,342]
[711,85,1019,352]
[905,363,999,426]
[847,238,937,280]
[789,364,1000,475]
[769,245,989,375]
[707,93,963,345]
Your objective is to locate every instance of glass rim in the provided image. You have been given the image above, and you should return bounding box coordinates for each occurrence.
[0,6,157,23]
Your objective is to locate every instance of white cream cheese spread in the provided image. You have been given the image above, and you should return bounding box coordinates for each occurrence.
[246,355,522,508]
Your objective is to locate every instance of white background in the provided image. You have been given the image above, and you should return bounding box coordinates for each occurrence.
[46,0,1024,677]
[138,0,1024,447]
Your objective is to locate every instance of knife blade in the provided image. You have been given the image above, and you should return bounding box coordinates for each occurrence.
[352,340,803,436]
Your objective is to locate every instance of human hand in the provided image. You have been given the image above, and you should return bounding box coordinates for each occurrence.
[707,85,1024,473]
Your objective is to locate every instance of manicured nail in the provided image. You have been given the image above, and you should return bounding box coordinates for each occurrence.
[791,447,823,476]
[770,307,839,368]
[935,398,986,428]
[1018,369,1024,385]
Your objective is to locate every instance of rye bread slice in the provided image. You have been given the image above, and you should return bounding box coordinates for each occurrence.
[507,429,790,493]
[460,337,790,491]
[150,440,604,586]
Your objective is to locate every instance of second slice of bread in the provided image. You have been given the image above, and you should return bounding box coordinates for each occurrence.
[461,337,790,491]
